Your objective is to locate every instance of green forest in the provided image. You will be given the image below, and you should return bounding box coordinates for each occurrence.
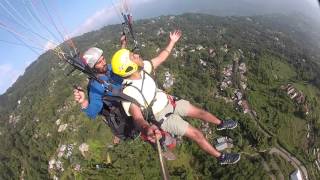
[0,13,320,179]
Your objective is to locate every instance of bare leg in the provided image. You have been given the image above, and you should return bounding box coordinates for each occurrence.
[186,104,222,125]
[184,125,221,158]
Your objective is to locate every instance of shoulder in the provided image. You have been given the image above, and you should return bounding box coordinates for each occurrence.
[122,83,138,95]
[88,79,104,94]
[143,60,154,74]
[88,79,100,88]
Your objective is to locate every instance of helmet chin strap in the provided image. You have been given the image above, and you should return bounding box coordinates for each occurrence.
[137,66,143,71]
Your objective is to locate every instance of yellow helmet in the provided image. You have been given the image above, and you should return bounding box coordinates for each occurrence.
[111,49,138,77]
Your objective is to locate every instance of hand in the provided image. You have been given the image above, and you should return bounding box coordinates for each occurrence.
[169,30,182,44]
[145,124,162,143]
[120,34,127,48]
[73,87,86,104]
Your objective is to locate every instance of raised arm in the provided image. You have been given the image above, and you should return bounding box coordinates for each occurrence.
[151,30,182,70]
[120,34,127,49]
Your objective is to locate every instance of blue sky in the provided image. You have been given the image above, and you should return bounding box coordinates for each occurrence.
[0,0,121,94]
[0,0,319,95]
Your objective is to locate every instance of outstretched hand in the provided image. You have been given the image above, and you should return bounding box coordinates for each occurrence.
[169,30,182,43]
[150,30,182,70]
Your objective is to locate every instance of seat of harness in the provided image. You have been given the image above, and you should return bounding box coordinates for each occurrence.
[156,95,178,126]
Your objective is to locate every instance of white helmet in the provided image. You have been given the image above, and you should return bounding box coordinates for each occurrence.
[82,47,103,68]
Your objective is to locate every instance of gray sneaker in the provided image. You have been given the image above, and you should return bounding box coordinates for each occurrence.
[217,119,238,130]
[218,153,241,165]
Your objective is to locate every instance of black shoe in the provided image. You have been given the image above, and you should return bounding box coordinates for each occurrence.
[218,153,241,165]
[217,119,237,130]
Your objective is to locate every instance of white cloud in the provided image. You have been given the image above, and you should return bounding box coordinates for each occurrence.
[71,6,118,36]
[306,0,319,8]
[44,40,58,50]
[71,0,157,37]
[0,64,23,94]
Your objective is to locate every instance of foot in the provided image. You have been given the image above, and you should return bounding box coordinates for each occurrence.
[217,119,237,130]
[218,153,241,165]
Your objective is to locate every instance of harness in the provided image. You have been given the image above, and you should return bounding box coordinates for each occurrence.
[158,95,177,125]
[125,69,177,128]
[122,68,178,151]
[87,66,141,140]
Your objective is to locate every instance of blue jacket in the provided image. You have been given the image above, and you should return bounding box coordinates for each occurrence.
[83,65,123,119]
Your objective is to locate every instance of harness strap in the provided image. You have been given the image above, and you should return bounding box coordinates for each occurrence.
[125,71,157,124]
[140,128,176,150]
[124,69,178,128]
[167,95,176,109]
[158,112,173,126]
[156,95,178,125]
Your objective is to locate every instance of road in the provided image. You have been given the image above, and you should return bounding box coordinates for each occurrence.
[229,60,309,180]
[270,147,308,180]
[247,106,308,180]
[247,106,309,180]
[261,159,277,180]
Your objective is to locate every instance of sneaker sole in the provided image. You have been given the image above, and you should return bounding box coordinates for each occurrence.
[220,154,241,165]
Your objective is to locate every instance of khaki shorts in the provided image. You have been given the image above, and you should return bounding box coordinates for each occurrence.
[154,99,190,136]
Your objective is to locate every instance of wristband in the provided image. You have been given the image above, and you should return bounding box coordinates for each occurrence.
[164,49,170,54]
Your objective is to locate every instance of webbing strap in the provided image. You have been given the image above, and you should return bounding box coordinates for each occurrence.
[158,112,173,126]
[124,71,157,123]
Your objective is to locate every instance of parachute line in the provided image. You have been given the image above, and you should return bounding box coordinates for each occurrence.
[27,0,61,42]
[40,0,65,42]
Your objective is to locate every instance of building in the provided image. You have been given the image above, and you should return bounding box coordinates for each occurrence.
[290,169,303,180]
[163,71,175,89]
[196,45,204,50]
[241,100,250,114]
[216,136,233,144]
[215,142,233,151]
[199,59,207,66]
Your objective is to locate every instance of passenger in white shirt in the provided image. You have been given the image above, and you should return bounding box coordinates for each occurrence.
[111,30,240,165]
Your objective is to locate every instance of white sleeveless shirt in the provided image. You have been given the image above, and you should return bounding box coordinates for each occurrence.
[121,61,168,116]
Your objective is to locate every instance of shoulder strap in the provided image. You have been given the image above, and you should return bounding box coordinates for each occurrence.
[103,90,141,107]
[124,71,159,124]
[143,71,158,107]
[125,70,157,108]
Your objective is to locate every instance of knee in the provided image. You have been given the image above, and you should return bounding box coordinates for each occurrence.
[186,127,205,141]
[198,109,208,117]
[188,106,208,117]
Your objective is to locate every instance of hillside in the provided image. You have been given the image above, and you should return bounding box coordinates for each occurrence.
[0,13,320,179]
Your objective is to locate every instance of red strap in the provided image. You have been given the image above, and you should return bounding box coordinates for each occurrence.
[167,95,176,109]
[140,129,167,142]
[140,129,176,150]
[140,132,149,141]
